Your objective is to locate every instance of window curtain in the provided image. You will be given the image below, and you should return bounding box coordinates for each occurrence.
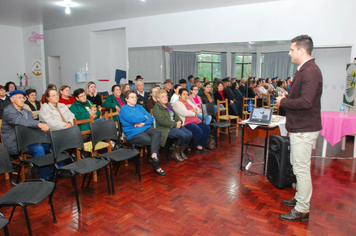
[288,62,298,78]
[220,52,227,79]
[261,52,290,79]
[251,53,257,77]
[170,52,197,84]
[231,52,236,78]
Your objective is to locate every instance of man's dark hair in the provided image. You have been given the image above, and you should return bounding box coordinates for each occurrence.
[111,84,121,92]
[291,35,314,55]
[188,75,194,81]
[47,84,57,90]
[25,89,37,96]
[5,81,17,92]
[277,81,284,87]
[173,84,181,90]
[73,88,85,98]
[178,88,189,95]
[203,82,211,87]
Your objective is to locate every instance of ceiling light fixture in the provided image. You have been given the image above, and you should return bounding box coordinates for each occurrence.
[56,0,79,14]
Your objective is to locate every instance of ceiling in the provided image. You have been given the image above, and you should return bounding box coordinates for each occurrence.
[0,0,280,30]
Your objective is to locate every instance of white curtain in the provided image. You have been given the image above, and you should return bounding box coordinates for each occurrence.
[170,52,197,84]
[251,53,257,77]
[262,52,291,79]
[220,52,227,79]
[231,52,236,78]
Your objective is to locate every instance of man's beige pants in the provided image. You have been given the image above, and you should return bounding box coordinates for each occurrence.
[289,131,319,213]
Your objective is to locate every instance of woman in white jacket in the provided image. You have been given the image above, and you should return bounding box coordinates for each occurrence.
[173,88,210,153]
[39,88,75,130]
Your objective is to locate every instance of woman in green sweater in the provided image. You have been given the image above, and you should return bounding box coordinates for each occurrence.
[102,85,126,121]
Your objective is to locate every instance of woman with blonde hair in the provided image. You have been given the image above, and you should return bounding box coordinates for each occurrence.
[86,81,102,106]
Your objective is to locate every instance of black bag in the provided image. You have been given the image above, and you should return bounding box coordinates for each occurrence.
[205,134,216,150]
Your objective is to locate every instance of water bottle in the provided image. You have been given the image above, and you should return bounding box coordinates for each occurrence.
[270,94,274,107]
[339,104,345,117]
[248,98,253,112]
[153,116,156,128]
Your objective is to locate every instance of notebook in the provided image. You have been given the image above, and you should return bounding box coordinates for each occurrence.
[245,107,273,126]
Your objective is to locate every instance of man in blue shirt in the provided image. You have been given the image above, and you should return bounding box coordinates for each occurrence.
[186,75,194,91]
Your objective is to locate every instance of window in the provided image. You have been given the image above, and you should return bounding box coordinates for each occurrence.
[235,54,252,79]
[197,54,221,81]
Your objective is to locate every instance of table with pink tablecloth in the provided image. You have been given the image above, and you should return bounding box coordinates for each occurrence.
[319,111,356,157]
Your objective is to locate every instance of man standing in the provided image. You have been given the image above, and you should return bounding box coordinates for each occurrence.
[276,35,322,222]
[1,90,51,179]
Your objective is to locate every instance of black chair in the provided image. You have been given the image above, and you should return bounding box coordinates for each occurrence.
[0,213,9,236]
[15,126,72,179]
[90,119,141,195]
[49,125,110,213]
[202,103,231,149]
[0,143,56,236]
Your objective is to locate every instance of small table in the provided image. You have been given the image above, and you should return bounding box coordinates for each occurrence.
[319,111,356,158]
[239,122,281,175]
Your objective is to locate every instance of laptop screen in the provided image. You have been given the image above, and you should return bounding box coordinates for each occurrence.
[250,107,272,122]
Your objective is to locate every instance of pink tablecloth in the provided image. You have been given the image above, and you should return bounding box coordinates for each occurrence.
[320,111,356,147]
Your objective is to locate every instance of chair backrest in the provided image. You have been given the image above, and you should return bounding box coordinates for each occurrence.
[104,109,119,120]
[243,97,257,110]
[73,116,94,135]
[0,143,13,174]
[202,102,216,120]
[90,119,118,151]
[262,94,270,107]
[15,126,52,153]
[49,125,84,159]
[217,99,229,115]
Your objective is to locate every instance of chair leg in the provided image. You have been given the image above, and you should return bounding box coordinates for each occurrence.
[48,191,57,224]
[135,155,141,182]
[214,128,218,150]
[3,224,9,236]
[228,126,231,143]
[23,207,33,236]
[87,173,93,188]
[71,175,81,213]
[124,159,128,167]
[115,161,121,176]
[109,163,115,195]
[105,164,112,196]
[93,170,98,182]
[9,206,16,222]
[81,174,87,189]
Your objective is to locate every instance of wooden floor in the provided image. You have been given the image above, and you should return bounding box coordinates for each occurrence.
[1,132,356,236]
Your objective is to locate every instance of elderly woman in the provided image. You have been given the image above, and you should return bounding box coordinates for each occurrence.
[170,84,181,104]
[5,81,17,95]
[86,81,102,106]
[119,90,165,176]
[59,85,76,107]
[146,86,159,113]
[39,88,75,130]
[153,89,192,162]
[173,88,210,153]
[102,84,126,120]
[24,89,41,120]
[188,85,211,124]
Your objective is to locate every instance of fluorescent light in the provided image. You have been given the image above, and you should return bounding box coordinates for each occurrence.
[56,1,79,7]
[65,6,71,14]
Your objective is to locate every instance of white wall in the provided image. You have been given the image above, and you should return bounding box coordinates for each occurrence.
[0,24,25,87]
[43,0,356,98]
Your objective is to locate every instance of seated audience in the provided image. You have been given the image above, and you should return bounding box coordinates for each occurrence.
[256,79,268,98]
[173,88,210,153]
[247,79,258,98]
[146,86,159,113]
[86,81,102,106]
[179,79,187,89]
[170,84,181,104]
[0,85,11,119]
[5,81,17,96]
[194,78,204,95]
[238,78,247,96]
[153,89,192,162]
[203,77,208,83]
[39,88,75,130]
[69,88,101,132]
[59,85,76,107]
[276,80,289,96]
[163,79,174,101]
[272,77,277,88]
[230,82,243,119]
[200,83,215,105]
[131,75,146,92]
[119,90,165,176]
[187,75,194,91]
[265,78,275,94]
[136,81,150,106]
[23,89,41,120]
[286,77,292,91]
[41,84,56,104]
[122,84,131,95]
[1,90,51,179]
[102,85,126,120]
[188,85,211,124]
[214,81,239,116]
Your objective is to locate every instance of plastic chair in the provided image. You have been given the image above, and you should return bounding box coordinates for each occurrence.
[216,99,239,138]
[202,103,231,149]
[0,213,9,236]
[15,126,72,179]
[0,143,56,236]
[49,125,111,213]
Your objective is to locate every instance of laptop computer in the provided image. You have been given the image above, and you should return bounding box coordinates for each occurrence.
[245,107,273,126]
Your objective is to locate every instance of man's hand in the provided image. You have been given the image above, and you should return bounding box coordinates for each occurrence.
[276,93,286,107]
[176,121,182,129]
[38,123,49,132]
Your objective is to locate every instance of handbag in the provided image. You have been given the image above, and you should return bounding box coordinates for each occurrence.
[205,134,216,150]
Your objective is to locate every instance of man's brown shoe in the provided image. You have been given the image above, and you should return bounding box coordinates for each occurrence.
[279,209,309,222]
[282,198,297,207]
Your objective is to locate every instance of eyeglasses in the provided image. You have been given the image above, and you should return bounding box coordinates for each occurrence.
[193,89,199,91]
[128,96,137,99]
[13,96,26,101]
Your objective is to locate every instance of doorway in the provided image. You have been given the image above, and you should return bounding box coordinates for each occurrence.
[48,56,62,89]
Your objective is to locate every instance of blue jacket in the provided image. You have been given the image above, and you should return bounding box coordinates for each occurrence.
[119,104,153,140]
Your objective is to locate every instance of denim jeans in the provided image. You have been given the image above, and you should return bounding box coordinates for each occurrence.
[168,127,192,146]
[128,128,162,170]
[197,113,212,125]
[27,143,51,179]
[184,122,210,148]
